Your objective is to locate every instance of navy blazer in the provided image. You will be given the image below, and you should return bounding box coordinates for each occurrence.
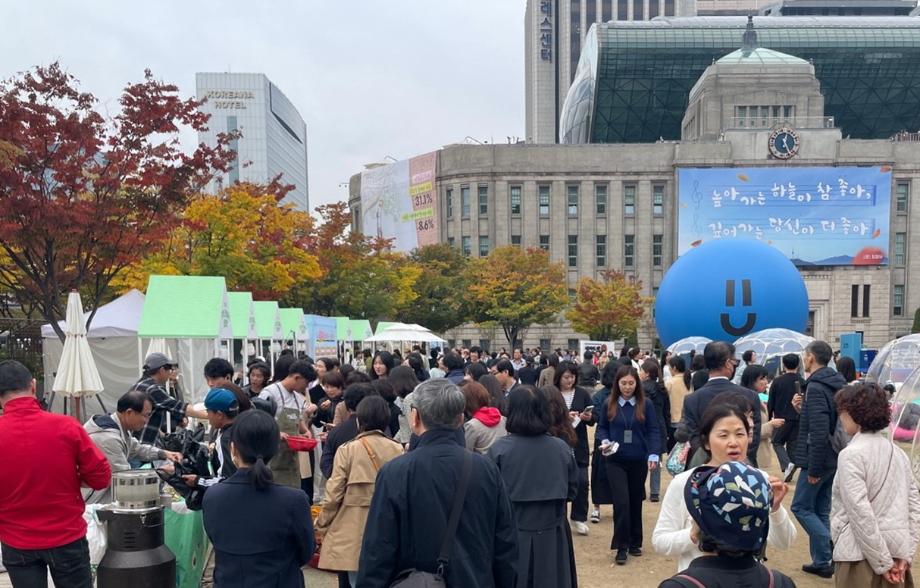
[202,469,314,588]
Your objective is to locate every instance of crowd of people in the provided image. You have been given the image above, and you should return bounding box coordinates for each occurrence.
[1,337,920,587]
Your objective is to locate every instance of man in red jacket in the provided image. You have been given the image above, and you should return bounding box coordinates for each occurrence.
[0,360,111,587]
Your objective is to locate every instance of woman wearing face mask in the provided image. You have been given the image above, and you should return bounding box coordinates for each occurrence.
[202,410,315,588]
[595,365,661,565]
[651,402,796,572]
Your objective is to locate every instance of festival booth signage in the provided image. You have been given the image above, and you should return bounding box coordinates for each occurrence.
[305,315,338,359]
[138,275,233,403]
[41,289,147,413]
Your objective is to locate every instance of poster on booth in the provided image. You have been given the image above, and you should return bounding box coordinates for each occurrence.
[360,151,438,253]
[678,167,892,266]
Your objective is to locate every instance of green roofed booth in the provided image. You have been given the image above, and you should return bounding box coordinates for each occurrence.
[138,275,233,402]
[279,308,308,355]
[227,292,257,367]
[253,301,284,374]
[350,320,374,342]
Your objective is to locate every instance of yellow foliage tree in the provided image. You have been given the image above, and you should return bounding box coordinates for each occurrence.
[115,182,321,299]
[566,270,653,341]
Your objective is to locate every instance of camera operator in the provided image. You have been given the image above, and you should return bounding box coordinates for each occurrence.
[181,388,239,489]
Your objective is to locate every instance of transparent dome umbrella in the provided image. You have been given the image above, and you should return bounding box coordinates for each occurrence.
[866,334,920,386]
[888,365,920,485]
[732,328,814,376]
[666,336,712,356]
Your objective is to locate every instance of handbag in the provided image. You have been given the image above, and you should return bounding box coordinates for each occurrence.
[667,441,690,476]
[390,451,473,588]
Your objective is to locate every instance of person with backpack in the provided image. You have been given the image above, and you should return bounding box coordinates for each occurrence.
[657,461,796,588]
[791,340,847,579]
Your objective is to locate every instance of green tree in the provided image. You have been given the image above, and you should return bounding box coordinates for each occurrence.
[466,246,567,346]
[566,270,653,341]
[912,307,920,334]
[395,244,470,333]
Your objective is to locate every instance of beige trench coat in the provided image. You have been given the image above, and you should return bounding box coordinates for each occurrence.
[315,430,404,571]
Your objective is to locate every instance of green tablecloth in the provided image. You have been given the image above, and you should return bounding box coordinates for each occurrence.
[164,507,209,588]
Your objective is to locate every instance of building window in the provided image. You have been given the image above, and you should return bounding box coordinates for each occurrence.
[896,182,909,213]
[539,338,551,351]
[649,0,659,17]
[462,339,472,349]
[863,284,871,318]
[511,234,521,246]
[805,310,815,337]
[446,188,453,219]
[625,234,635,267]
[567,338,579,351]
[653,185,664,216]
[595,184,607,215]
[851,284,859,318]
[479,236,490,257]
[479,339,490,352]
[538,184,551,217]
[510,185,522,215]
[653,234,663,266]
[448,236,455,248]
[460,186,470,218]
[478,185,488,215]
[664,0,675,15]
[735,105,794,128]
[894,284,905,316]
[624,184,636,216]
[596,234,607,267]
[567,185,579,216]
[461,236,471,256]
[633,0,644,19]
[539,234,550,251]
[568,235,578,268]
[896,232,907,266]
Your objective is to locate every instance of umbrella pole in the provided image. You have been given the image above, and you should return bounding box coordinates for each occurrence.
[96,395,107,414]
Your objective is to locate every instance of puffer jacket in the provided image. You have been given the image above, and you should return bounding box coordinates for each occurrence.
[831,431,920,575]
[83,413,164,504]
[793,366,846,478]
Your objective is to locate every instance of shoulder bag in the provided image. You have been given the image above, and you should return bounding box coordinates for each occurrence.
[389,451,474,588]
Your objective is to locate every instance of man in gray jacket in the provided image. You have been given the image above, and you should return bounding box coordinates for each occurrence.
[83,390,182,504]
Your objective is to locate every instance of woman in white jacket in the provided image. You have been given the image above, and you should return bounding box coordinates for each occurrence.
[652,399,796,572]
[831,383,920,587]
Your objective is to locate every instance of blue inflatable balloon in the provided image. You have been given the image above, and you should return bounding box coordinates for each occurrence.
[654,239,808,347]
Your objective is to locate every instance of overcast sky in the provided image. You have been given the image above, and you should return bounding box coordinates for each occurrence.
[4,1,525,210]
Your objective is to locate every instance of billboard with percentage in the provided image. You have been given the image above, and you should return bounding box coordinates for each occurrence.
[360,151,438,253]
[677,166,892,266]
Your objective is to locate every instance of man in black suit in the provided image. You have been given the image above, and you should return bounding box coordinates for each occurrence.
[680,341,762,465]
[767,353,806,472]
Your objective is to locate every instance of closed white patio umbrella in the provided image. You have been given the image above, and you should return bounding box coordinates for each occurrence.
[51,291,105,420]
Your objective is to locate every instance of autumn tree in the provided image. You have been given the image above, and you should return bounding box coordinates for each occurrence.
[0,63,234,340]
[395,243,470,333]
[286,202,420,321]
[466,246,567,346]
[115,181,321,299]
[566,270,653,341]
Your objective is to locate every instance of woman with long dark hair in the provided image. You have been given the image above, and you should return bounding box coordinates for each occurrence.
[488,385,578,588]
[553,361,595,536]
[596,365,661,565]
[589,362,619,524]
[540,385,578,449]
[370,350,396,380]
[639,359,670,502]
[202,410,315,587]
[388,365,420,445]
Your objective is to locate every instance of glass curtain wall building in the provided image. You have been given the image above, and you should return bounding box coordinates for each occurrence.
[196,73,309,211]
[560,17,920,144]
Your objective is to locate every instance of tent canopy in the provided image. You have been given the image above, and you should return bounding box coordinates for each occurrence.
[279,308,308,341]
[375,321,399,335]
[350,319,374,341]
[335,317,352,341]
[139,276,232,339]
[42,289,145,339]
[227,292,257,340]
[253,301,284,340]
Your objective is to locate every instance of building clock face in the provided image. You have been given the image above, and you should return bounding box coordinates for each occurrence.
[769,126,800,160]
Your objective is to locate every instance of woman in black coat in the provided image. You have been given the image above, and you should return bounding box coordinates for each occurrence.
[488,385,579,588]
[639,359,670,502]
[202,410,315,588]
[589,364,618,523]
[554,361,596,535]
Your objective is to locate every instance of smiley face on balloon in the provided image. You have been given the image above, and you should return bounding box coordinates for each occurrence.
[654,239,809,347]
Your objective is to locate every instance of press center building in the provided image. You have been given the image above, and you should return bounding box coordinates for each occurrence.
[352,18,920,352]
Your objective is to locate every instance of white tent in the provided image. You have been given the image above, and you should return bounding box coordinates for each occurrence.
[42,289,146,413]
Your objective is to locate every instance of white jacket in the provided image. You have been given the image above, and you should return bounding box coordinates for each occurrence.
[831,431,920,575]
[652,466,797,572]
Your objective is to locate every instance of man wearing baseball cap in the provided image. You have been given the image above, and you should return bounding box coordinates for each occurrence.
[658,462,795,588]
[182,388,240,490]
[131,353,207,447]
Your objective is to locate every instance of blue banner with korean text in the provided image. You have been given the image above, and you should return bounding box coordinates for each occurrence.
[678,167,891,266]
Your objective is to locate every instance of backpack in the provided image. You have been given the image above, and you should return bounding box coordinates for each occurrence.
[822,387,851,454]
